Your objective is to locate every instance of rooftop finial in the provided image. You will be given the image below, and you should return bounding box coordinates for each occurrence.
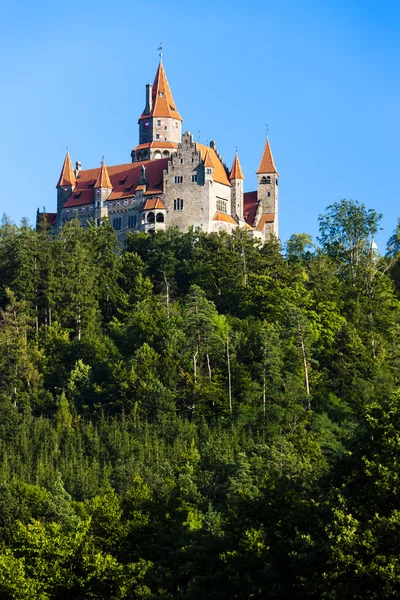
[66,142,69,153]
[157,43,163,62]
[101,155,104,164]
[266,124,269,139]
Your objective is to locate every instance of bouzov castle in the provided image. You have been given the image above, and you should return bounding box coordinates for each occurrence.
[39,59,279,242]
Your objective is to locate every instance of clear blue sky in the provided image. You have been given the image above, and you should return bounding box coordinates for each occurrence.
[1,0,399,250]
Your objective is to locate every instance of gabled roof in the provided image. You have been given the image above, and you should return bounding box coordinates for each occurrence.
[243,191,258,226]
[140,198,166,212]
[139,62,182,122]
[133,141,177,151]
[37,212,57,227]
[229,154,244,180]
[62,159,169,208]
[56,152,76,188]
[256,138,279,175]
[256,213,275,230]
[197,143,231,187]
[94,161,112,189]
[213,211,237,224]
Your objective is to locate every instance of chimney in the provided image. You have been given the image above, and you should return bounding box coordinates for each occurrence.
[145,84,153,114]
[210,140,216,150]
[74,161,82,178]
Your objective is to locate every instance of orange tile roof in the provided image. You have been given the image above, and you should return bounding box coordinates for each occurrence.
[94,161,112,189]
[213,211,237,224]
[63,159,169,208]
[135,185,146,191]
[244,222,254,230]
[140,198,166,211]
[139,62,182,122]
[197,143,231,187]
[56,152,76,188]
[256,213,275,231]
[229,154,244,180]
[203,149,214,168]
[256,139,279,175]
[133,141,177,151]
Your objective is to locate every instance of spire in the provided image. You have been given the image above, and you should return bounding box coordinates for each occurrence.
[56,152,76,187]
[140,62,182,121]
[229,153,244,180]
[204,149,214,168]
[256,138,279,175]
[94,160,112,189]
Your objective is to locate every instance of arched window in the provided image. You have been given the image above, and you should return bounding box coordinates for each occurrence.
[147,212,155,224]
[163,150,170,157]
[266,176,271,184]
[153,151,162,160]
[156,212,164,223]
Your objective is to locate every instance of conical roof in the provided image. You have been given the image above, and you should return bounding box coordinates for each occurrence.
[94,161,112,189]
[203,149,214,168]
[229,154,244,180]
[256,138,279,175]
[140,61,182,121]
[56,152,76,187]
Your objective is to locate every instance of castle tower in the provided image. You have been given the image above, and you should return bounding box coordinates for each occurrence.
[256,138,279,237]
[132,59,183,162]
[229,153,244,221]
[93,160,112,226]
[56,152,76,228]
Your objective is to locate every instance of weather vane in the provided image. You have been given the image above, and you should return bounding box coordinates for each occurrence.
[101,155,104,164]
[157,43,163,60]
[266,124,269,138]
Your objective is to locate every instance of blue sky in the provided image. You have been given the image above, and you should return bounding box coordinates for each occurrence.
[1,0,399,250]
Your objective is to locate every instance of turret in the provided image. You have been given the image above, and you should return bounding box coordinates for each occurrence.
[203,149,214,182]
[56,152,76,228]
[93,160,112,226]
[229,153,244,221]
[133,60,183,162]
[256,138,279,237]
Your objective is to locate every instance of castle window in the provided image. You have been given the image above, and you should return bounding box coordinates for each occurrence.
[112,216,122,231]
[156,134,160,140]
[216,198,227,213]
[147,212,155,224]
[157,120,161,126]
[164,125,167,130]
[128,215,137,228]
[206,168,212,174]
[156,212,164,223]
[174,198,184,210]
[268,192,271,197]
[174,176,183,183]
[175,123,178,128]
[192,174,197,182]
[266,176,271,184]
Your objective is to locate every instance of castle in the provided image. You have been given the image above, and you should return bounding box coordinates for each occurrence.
[39,59,279,242]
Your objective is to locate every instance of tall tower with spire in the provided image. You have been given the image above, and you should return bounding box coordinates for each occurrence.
[229,153,245,221]
[93,160,112,226]
[255,138,279,236]
[56,152,76,228]
[132,59,182,162]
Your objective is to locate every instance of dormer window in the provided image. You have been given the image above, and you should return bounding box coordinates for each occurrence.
[159,92,164,97]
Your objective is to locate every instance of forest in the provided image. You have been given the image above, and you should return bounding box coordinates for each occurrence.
[1,198,400,598]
